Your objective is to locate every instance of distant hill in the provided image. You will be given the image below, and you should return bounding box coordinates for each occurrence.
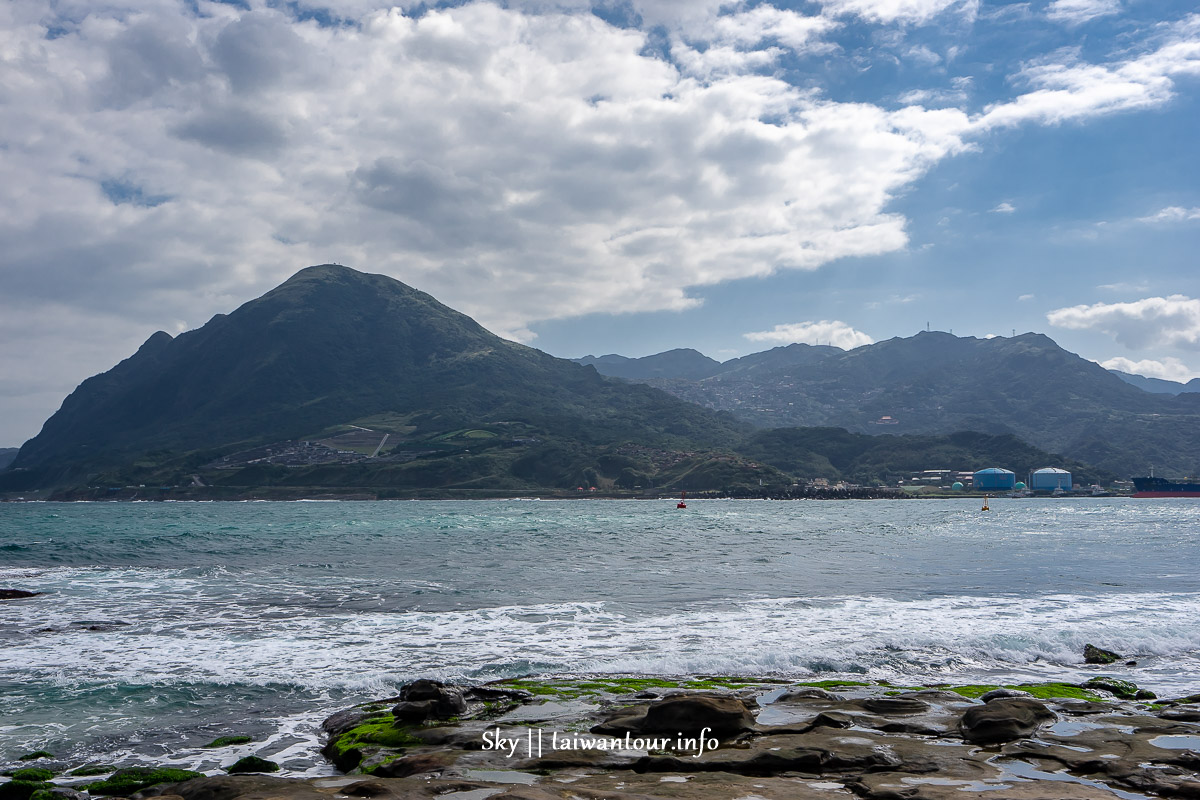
[0,448,17,471]
[6,265,751,492]
[575,349,721,381]
[584,333,1200,476]
[1110,370,1200,395]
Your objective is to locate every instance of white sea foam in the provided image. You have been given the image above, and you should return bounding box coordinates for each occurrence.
[4,587,1199,694]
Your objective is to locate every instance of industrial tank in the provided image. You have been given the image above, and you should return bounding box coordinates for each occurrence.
[973,467,1016,490]
[1030,467,1072,491]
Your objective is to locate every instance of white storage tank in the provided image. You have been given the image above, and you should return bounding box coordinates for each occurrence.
[1030,467,1072,491]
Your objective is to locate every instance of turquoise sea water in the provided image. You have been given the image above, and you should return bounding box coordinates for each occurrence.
[1,498,1198,773]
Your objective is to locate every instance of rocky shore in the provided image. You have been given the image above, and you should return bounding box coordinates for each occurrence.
[7,674,1200,800]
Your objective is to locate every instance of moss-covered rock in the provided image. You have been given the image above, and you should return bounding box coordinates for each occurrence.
[67,765,116,777]
[1084,644,1122,664]
[322,715,424,772]
[225,756,279,774]
[16,753,52,763]
[9,769,55,782]
[0,781,52,800]
[945,683,1100,701]
[1083,677,1151,700]
[203,735,252,748]
[82,767,203,797]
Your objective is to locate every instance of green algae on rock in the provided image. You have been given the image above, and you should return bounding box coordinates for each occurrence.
[6,769,55,782]
[204,735,253,748]
[0,781,53,800]
[82,767,204,796]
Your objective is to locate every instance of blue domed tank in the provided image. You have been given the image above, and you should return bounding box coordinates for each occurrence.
[952,481,964,490]
[1030,467,1071,491]
[973,467,1016,491]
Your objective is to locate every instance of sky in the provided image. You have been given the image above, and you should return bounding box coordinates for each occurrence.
[1,0,1199,447]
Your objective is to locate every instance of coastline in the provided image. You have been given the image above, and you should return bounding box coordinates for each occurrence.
[8,674,1200,800]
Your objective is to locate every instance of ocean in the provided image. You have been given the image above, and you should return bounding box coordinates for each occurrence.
[2,498,1198,775]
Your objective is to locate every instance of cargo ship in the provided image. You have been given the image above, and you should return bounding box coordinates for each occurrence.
[1132,476,1200,497]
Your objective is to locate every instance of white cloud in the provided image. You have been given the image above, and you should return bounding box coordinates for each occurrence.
[1019,294,1035,301]
[975,16,1200,129]
[1138,206,1200,223]
[1046,0,1121,25]
[820,0,978,25]
[1047,295,1200,350]
[745,320,875,349]
[991,201,1016,213]
[1100,356,1198,382]
[0,0,986,443]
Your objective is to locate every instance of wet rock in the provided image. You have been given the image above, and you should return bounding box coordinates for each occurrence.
[1159,708,1200,722]
[160,776,330,800]
[34,788,87,800]
[360,752,455,778]
[322,707,382,738]
[779,687,844,701]
[980,689,1032,703]
[203,736,252,748]
[83,768,205,797]
[861,697,930,715]
[1056,700,1119,715]
[632,694,756,739]
[810,711,856,729]
[0,589,40,600]
[0,781,51,800]
[1084,644,1122,665]
[1083,677,1150,700]
[71,620,131,632]
[959,698,1056,744]
[392,680,467,722]
[341,781,389,797]
[225,756,279,774]
[16,753,53,762]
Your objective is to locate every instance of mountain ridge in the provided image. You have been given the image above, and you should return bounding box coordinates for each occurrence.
[573,332,1200,475]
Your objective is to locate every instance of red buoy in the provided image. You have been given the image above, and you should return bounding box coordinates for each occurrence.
[677,491,687,509]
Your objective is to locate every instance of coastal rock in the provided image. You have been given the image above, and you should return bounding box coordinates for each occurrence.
[0,781,51,800]
[392,680,467,722]
[83,768,205,797]
[594,694,755,739]
[1159,708,1200,722]
[861,697,930,715]
[809,711,856,728]
[203,736,252,748]
[150,776,330,800]
[1083,677,1153,700]
[225,757,279,774]
[359,752,456,778]
[979,689,1032,703]
[958,698,1056,744]
[1084,644,1123,665]
[0,589,40,600]
[322,707,381,738]
[779,687,844,701]
[34,788,87,800]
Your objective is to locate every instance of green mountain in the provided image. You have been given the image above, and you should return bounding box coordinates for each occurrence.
[575,349,722,381]
[7,265,752,493]
[0,448,17,471]
[582,332,1200,476]
[1110,370,1200,395]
